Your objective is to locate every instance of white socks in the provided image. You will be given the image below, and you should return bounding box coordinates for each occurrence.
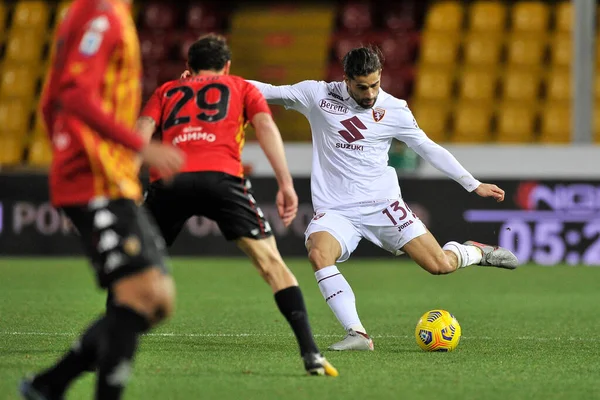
[443,241,483,268]
[315,265,367,334]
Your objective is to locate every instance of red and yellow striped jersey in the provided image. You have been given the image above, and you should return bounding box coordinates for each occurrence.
[40,0,143,206]
[141,75,271,182]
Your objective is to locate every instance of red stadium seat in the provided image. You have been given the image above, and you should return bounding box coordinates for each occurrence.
[339,2,373,32]
[383,2,420,33]
[186,3,221,32]
[178,31,209,61]
[141,1,177,30]
[376,33,418,68]
[158,62,187,85]
[380,68,413,99]
[326,62,344,82]
[331,33,371,61]
[138,31,171,62]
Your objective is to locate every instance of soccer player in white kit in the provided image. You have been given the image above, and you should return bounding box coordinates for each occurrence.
[247,47,519,351]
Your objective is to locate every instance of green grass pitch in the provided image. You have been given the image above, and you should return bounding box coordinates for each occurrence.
[1,257,600,400]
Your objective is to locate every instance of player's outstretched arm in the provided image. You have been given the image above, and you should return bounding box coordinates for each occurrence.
[411,138,505,202]
[252,112,298,226]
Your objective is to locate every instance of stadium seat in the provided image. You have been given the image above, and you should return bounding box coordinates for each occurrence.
[595,104,600,143]
[186,3,221,31]
[413,67,454,101]
[451,103,493,143]
[496,103,537,143]
[138,31,171,62]
[331,34,370,63]
[382,2,419,33]
[4,30,45,64]
[419,33,460,65]
[555,2,572,32]
[511,1,549,33]
[380,68,412,99]
[53,1,72,31]
[377,34,416,68]
[326,62,344,82]
[550,34,571,67]
[0,64,38,100]
[501,68,541,102]
[462,34,502,66]
[468,1,506,32]
[28,134,52,166]
[424,1,463,32]
[0,3,7,42]
[540,102,570,143]
[338,2,373,32]
[12,0,50,32]
[506,34,547,66]
[141,1,177,30]
[0,99,30,134]
[546,68,571,101]
[0,134,25,165]
[458,68,497,102]
[409,100,449,142]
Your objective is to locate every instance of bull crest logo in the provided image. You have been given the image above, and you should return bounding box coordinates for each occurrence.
[372,107,386,122]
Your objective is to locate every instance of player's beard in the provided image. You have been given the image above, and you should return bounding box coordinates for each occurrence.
[347,87,377,109]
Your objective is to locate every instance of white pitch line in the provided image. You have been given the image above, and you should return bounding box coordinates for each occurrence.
[0,331,596,342]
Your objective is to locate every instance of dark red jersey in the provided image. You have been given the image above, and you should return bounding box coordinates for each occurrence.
[141,75,271,181]
[40,0,144,207]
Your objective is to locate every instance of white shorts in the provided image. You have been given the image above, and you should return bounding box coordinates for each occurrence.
[305,199,428,263]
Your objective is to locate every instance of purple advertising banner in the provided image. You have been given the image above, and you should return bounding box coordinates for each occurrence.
[0,174,599,265]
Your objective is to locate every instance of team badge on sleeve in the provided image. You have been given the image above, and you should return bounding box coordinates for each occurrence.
[79,16,110,56]
[372,107,386,122]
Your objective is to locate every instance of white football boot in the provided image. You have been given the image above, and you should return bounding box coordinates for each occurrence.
[464,241,519,269]
[328,329,374,351]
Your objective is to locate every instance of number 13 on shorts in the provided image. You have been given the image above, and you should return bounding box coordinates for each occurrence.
[381,200,417,228]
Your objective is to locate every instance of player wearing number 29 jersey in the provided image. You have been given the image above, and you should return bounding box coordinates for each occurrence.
[249,46,519,352]
[141,74,268,181]
[137,34,338,377]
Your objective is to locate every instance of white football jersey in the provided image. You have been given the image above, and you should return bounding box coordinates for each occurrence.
[249,80,477,212]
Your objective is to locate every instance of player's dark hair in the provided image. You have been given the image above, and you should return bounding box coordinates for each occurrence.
[342,46,384,80]
[187,33,231,72]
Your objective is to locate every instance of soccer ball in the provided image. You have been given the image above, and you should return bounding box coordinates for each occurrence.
[414,309,461,352]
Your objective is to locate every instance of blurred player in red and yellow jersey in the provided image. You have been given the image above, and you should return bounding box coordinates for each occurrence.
[20,1,183,399]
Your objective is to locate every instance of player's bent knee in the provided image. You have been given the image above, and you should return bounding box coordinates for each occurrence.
[111,268,175,324]
[307,247,333,270]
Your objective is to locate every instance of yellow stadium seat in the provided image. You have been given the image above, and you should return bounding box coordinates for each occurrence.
[595,73,600,99]
[55,1,73,28]
[12,0,50,31]
[463,34,503,65]
[496,103,537,143]
[458,68,497,102]
[424,1,463,32]
[5,30,45,64]
[451,103,493,143]
[506,34,547,66]
[550,33,571,67]
[540,102,570,143]
[0,134,25,165]
[0,3,7,42]
[414,67,454,101]
[511,1,550,33]
[409,101,450,142]
[0,64,38,100]
[468,1,506,32]
[0,99,30,133]
[546,68,571,101]
[28,134,53,166]
[594,104,600,142]
[555,2,572,32]
[502,68,541,102]
[419,33,460,65]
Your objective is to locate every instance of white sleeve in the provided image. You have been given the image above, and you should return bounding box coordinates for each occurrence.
[246,80,319,114]
[412,138,482,192]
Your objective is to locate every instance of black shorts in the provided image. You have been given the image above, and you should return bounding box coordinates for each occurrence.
[144,171,273,246]
[62,198,169,289]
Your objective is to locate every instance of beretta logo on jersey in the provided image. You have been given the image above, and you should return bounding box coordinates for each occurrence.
[372,107,386,122]
[319,99,348,115]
